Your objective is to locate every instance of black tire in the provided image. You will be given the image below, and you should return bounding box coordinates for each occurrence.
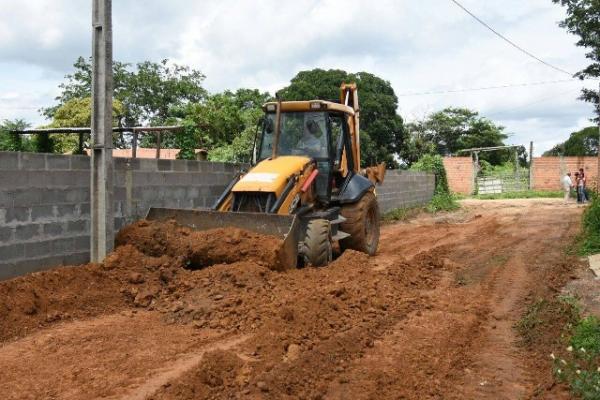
[303,219,333,267]
[339,191,380,255]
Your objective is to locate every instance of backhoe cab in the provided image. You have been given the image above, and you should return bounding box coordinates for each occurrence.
[148,84,384,268]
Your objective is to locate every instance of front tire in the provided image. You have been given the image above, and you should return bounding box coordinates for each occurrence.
[303,219,333,267]
[339,191,380,255]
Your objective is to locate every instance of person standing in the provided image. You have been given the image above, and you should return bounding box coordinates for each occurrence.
[575,172,582,203]
[579,168,588,203]
[562,172,573,204]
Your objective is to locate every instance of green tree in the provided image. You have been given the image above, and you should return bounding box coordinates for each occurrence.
[42,57,130,119]
[177,89,271,162]
[50,97,124,128]
[553,0,600,118]
[278,69,406,168]
[406,108,508,165]
[44,57,206,126]
[403,122,438,166]
[123,60,207,125]
[0,119,32,152]
[47,97,126,153]
[544,126,598,156]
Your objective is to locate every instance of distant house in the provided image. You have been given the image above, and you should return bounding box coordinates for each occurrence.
[85,148,207,160]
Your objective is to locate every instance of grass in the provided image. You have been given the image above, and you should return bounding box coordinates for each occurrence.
[383,192,460,222]
[554,315,600,399]
[579,193,600,255]
[472,190,564,200]
[382,206,421,222]
[426,192,460,213]
[516,295,581,347]
[517,294,600,399]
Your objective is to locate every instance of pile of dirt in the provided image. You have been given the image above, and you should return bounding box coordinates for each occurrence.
[0,220,284,342]
[116,220,285,270]
[149,250,447,399]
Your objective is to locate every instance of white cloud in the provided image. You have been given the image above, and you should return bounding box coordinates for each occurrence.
[0,0,595,155]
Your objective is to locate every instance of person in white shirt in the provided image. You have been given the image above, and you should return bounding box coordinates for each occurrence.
[562,172,573,204]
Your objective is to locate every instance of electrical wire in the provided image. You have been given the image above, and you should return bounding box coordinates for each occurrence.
[397,78,578,96]
[485,87,582,118]
[448,0,575,77]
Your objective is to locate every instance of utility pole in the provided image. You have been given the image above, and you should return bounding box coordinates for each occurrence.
[90,0,114,262]
[597,81,600,192]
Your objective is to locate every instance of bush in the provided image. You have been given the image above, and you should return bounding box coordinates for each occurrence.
[382,206,421,222]
[427,193,460,213]
[554,316,600,399]
[411,154,450,195]
[580,196,600,255]
[411,154,458,213]
[572,317,600,356]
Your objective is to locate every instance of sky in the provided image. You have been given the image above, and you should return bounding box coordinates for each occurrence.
[0,0,596,155]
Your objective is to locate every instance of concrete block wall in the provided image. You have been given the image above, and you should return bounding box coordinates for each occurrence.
[532,156,597,191]
[443,157,474,195]
[376,170,435,213]
[1,151,435,279]
[0,151,244,280]
[112,157,246,230]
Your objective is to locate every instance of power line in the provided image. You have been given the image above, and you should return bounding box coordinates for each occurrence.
[485,87,581,118]
[448,0,575,77]
[397,78,577,96]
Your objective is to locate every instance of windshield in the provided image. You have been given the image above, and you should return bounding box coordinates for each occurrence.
[258,112,329,160]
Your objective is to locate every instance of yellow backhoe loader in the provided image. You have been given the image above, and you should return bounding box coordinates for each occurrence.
[147,83,385,267]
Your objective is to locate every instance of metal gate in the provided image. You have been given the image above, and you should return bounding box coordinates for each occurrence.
[457,143,533,196]
[476,172,529,195]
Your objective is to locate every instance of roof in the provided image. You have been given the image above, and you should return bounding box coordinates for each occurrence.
[84,148,207,160]
[262,100,355,115]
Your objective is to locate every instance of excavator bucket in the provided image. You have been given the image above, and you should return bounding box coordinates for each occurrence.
[145,208,301,269]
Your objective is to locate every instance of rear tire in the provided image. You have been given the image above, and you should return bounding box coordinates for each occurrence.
[303,219,333,267]
[339,191,380,255]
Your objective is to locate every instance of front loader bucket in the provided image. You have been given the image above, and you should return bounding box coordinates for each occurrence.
[145,208,300,269]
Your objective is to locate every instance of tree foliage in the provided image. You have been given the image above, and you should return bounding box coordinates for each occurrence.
[410,154,458,212]
[278,69,405,168]
[181,89,271,162]
[553,0,600,118]
[410,154,450,195]
[0,119,32,152]
[405,107,509,165]
[46,97,126,153]
[44,57,206,126]
[544,126,598,156]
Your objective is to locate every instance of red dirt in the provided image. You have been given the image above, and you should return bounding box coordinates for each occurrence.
[0,200,586,399]
[115,220,285,269]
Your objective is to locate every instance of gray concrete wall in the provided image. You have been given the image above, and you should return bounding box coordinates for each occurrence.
[0,152,244,280]
[0,151,433,279]
[376,170,435,213]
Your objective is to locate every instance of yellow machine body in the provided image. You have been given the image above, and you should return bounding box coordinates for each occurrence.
[231,156,310,195]
[147,83,384,268]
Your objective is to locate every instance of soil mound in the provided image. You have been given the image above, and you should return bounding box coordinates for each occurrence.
[150,249,445,399]
[116,220,284,270]
[0,220,285,342]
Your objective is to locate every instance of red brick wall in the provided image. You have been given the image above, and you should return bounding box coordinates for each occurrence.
[532,157,598,191]
[443,157,474,194]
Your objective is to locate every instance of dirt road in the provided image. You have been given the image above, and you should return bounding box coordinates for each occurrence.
[0,198,583,399]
